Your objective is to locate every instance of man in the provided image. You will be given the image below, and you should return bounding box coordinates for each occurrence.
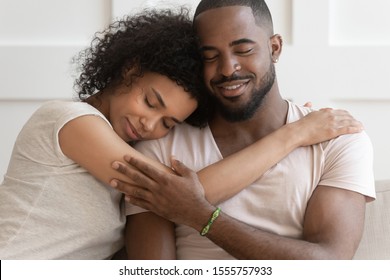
[114,0,375,259]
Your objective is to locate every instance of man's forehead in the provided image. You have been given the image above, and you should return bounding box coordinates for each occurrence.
[194,5,254,25]
[194,6,263,45]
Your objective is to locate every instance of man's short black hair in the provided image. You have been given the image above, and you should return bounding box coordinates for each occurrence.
[194,0,274,35]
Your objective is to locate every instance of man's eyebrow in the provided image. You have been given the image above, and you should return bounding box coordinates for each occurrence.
[199,45,216,52]
[199,38,256,51]
[230,38,256,47]
[152,88,182,124]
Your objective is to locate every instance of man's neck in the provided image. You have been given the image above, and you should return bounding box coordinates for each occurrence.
[209,92,288,157]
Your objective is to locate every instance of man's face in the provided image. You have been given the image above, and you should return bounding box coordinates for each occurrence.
[194,6,276,122]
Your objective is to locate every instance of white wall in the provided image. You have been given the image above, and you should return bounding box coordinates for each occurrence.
[1,0,389,180]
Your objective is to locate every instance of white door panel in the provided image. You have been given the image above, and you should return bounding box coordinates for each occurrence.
[0,45,80,100]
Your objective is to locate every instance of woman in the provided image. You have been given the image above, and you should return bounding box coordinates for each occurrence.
[0,9,362,259]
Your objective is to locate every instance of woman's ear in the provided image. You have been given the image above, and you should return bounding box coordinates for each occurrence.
[122,64,139,86]
[122,65,136,79]
[270,34,283,63]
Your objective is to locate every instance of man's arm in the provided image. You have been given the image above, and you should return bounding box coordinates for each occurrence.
[112,108,363,205]
[116,157,367,259]
[193,186,366,259]
[126,212,176,259]
[116,110,368,260]
[122,157,209,260]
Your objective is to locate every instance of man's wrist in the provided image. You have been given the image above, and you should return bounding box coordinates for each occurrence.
[187,203,217,232]
[200,207,221,236]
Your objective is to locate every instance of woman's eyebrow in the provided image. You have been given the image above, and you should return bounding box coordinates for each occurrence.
[151,88,166,108]
[151,87,182,124]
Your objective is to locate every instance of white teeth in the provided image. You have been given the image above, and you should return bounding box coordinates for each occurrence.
[223,84,242,90]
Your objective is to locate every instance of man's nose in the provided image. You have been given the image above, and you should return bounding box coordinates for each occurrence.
[218,55,239,77]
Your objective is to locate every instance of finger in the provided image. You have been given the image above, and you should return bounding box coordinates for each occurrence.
[321,108,353,118]
[112,161,156,188]
[131,186,149,200]
[334,125,363,135]
[127,156,171,184]
[331,109,351,117]
[318,108,359,125]
[303,101,313,108]
[328,110,363,129]
[320,113,363,136]
[335,119,364,133]
[125,196,154,212]
[112,161,137,176]
[111,179,151,200]
[319,107,333,113]
[170,157,193,177]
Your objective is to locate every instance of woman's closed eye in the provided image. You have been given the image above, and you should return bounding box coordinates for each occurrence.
[145,97,155,108]
[162,119,175,130]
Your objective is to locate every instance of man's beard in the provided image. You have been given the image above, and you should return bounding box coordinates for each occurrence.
[214,63,276,122]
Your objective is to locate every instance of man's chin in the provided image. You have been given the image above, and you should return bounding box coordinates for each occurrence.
[218,106,254,122]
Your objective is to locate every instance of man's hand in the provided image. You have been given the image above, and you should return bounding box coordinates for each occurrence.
[110,156,212,226]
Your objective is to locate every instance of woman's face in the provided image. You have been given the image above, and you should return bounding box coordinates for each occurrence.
[108,72,198,142]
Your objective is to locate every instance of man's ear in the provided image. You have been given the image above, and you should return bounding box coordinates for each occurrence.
[270,34,283,63]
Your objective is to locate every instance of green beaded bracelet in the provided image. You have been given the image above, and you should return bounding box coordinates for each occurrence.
[200,207,221,236]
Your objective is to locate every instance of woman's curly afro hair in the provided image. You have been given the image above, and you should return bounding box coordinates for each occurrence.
[73,8,211,127]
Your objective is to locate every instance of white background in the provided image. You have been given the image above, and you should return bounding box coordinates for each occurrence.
[1,0,389,180]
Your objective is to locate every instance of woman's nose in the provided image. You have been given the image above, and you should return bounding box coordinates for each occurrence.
[140,116,157,132]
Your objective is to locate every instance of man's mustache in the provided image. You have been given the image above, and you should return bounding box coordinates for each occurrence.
[212,73,254,85]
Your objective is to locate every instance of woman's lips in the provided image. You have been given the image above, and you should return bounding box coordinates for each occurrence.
[124,118,141,141]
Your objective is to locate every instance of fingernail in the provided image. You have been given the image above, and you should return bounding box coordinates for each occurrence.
[112,162,119,169]
[171,155,179,163]
[110,180,118,188]
[124,155,131,162]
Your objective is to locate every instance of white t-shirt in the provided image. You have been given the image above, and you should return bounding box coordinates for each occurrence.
[0,100,125,259]
[127,101,375,260]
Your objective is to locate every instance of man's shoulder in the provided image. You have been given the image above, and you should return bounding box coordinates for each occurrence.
[327,129,373,154]
[134,123,215,167]
[135,123,211,151]
[173,123,210,134]
[286,101,312,123]
[286,101,372,147]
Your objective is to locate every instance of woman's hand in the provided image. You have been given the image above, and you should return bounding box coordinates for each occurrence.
[292,108,363,147]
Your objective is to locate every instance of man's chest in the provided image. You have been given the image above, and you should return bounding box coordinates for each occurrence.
[212,134,260,158]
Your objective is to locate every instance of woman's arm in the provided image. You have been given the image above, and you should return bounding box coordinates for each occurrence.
[59,115,173,187]
[59,115,179,260]
[59,109,361,261]
[197,108,363,203]
[109,108,363,204]
[59,109,362,201]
